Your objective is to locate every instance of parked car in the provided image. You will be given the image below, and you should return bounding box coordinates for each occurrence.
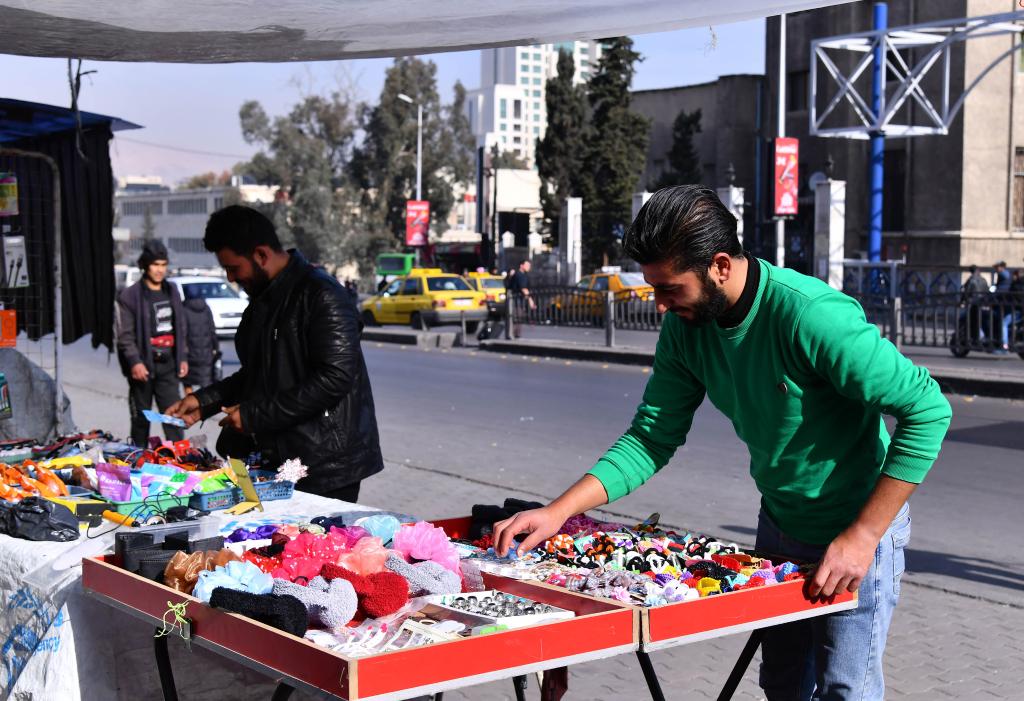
[360,268,488,331]
[168,276,248,337]
[465,272,507,315]
[551,269,655,322]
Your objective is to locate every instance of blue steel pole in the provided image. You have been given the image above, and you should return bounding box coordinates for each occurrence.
[868,2,887,262]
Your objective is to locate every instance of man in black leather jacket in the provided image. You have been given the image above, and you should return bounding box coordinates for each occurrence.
[167,206,383,501]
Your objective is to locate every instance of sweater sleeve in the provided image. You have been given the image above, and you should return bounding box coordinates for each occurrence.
[588,315,706,501]
[795,294,952,484]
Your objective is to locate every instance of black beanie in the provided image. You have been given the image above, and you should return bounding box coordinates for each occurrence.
[137,240,169,269]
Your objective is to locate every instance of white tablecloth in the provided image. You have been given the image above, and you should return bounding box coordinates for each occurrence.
[0,490,380,701]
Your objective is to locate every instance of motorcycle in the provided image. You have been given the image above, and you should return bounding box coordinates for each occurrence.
[948,291,1024,360]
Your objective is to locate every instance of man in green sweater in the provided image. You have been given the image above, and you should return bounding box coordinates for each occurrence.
[494,186,951,699]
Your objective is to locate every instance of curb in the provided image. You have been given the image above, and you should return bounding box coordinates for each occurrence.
[362,328,462,349]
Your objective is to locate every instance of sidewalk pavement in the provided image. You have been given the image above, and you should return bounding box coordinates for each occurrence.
[473,325,1024,400]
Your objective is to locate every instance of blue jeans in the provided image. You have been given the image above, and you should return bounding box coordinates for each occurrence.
[756,503,911,700]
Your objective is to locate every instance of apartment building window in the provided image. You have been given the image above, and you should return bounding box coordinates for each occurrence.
[500,122,507,131]
[513,136,521,144]
[533,113,540,122]
[513,123,521,132]
[513,100,522,119]
[213,196,224,210]
[533,101,540,110]
[533,90,542,97]
[168,198,208,215]
[500,98,507,118]
[788,70,809,111]
[122,200,163,217]
[533,65,541,73]
[579,46,588,54]
[580,71,589,80]
[580,59,589,67]
[533,78,541,85]
[1013,148,1024,229]
[533,53,541,60]
[521,77,529,85]
[521,51,529,60]
[502,136,508,143]
[533,127,540,135]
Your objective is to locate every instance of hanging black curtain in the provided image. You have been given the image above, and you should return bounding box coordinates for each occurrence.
[0,124,115,349]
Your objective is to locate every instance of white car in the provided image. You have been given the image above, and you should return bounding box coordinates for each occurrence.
[169,276,248,338]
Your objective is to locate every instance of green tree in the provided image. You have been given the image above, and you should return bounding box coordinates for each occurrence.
[349,57,454,242]
[583,38,650,270]
[181,170,232,190]
[653,108,702,190]
[237,93,357,264]
[443,80,476,186]
[536,49,589,241]
[491,148,530,169]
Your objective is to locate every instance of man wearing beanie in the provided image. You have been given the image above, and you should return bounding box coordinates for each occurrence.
[115,240,188,446]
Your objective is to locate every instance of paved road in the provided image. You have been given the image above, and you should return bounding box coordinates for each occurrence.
[57,339,1024,699]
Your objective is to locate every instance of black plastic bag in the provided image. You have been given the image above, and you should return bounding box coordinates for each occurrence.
[0,497,80,542]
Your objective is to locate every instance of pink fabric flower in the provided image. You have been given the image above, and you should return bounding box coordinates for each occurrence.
[329,526,369,549]
[276,524,301,539]
[392,522,460,574]
[336,537,389,575]
[270,556,323,583]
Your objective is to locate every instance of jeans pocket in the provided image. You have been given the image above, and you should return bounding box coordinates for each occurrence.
[890,510,911,597]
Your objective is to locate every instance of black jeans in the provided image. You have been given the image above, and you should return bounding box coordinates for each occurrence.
[315,482,361,504]
[128,356,184,447]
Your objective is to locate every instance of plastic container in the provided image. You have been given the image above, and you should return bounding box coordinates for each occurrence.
[104,492,190,521]
[247,470,294,502]
[189,488,240,511]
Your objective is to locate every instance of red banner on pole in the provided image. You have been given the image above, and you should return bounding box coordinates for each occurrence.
[773,137,799,216]
[405,200,430,247]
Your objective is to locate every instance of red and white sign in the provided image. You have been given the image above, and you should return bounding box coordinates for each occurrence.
[773,137,799,216]
[405,200,430,247]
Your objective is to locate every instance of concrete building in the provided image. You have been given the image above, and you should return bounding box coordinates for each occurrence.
[767,0,1024,267]
[632,74,766,243]
[115,180,277,268]
[466,41,601,166]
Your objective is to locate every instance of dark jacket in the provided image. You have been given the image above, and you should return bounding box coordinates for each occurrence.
[115,279,187,377]
[182,298,218,388]
[194,251,384,493]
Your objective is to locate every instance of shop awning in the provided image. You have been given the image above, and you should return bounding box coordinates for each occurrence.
[1,0,854,63]
[0,98,141,143]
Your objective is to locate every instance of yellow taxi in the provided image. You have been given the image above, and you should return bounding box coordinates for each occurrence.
[360,269,488,330]
[465,272,507,314]
[553,268,655,320]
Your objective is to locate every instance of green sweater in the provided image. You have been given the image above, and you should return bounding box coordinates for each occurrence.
[589,260,952,544]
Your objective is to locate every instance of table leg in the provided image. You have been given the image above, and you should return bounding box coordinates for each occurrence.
[716,630,764,701]
[271,682,295,701]
[512,674,528,701]
[635,651,665,701]
[153,628,179,701]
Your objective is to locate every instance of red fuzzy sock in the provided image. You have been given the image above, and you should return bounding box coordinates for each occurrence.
[320,564,373,596]
[360,571,409,618]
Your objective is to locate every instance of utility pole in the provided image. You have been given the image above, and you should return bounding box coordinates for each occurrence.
[775,13,787,268]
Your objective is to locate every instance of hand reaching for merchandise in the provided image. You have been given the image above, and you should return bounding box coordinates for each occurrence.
[219,404,245,432]
[807,524,878,600]
[166,393,201,427]
[492,505,566,558]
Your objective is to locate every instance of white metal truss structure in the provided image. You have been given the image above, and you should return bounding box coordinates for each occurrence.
[810,10,1024,139]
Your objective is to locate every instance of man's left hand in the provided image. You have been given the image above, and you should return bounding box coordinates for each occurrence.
[179,362,189,378]
[808,525,878,600]
[219,404,244,432]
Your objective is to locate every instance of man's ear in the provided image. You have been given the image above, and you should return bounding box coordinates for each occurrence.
[710,252,733,284]
[252,245,271,267]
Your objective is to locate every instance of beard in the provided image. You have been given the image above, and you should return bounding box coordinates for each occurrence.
[672,274,730,327]
[242,262,272,297]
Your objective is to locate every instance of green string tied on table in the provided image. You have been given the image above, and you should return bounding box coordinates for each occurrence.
[155,600,192,650]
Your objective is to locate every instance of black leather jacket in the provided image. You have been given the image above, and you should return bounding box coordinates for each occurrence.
[194,251,384,493]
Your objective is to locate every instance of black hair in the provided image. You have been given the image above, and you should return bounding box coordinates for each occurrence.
[203,205,282,256]
[622,185,742,275]
[969,265,978,274]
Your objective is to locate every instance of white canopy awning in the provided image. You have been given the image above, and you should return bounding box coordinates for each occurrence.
[1,0,853,63]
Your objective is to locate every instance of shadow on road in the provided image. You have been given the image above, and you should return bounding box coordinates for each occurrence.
[906,548,1024,594]
[944,421,1024,452]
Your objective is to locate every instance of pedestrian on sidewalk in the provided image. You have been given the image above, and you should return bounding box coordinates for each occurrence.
[181,296,219,391]
[961,265,989,343]
[493,185,952,701]
[115,240,188,447]
[508,259,536,338]
[167,206,383,503]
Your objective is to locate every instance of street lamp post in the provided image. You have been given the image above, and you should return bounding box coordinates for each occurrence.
[397,93,422,200]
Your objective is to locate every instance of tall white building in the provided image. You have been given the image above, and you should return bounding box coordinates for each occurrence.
[466,41,601,167]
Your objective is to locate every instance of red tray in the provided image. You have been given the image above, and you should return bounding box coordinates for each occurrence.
[82,556,637,701]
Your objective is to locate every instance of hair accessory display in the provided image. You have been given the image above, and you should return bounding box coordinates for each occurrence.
[193,560,274,603]
[354,515,401,544]
[320,564,411,619]
[336,536,389,575]
[272,576,358,629]
[385,553,462,596]
[392,522,461,574]
[209,588,308,637]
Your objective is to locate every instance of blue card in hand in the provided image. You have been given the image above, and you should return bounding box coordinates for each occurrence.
[142,409,187,428]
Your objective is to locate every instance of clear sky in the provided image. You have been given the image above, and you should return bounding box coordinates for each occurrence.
[0,20,764,185]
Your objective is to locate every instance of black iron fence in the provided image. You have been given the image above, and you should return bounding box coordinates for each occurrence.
[499,271,1024,359]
